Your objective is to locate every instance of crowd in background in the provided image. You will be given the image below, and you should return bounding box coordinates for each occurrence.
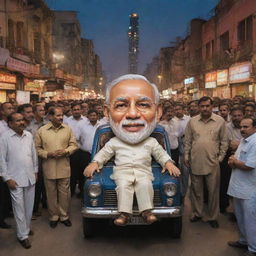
[0,94,255,251]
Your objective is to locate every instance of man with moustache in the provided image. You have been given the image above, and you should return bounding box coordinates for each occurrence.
[184,96,228,228]
[35,107,77,228]
[84,74,180,226]
[227,117,256,256]
[220,107,244,213]
[17,104,34,130]
[0,113,38,249]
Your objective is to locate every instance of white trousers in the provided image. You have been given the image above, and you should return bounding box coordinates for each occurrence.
[115,178,154,214]
[9,185,35,240]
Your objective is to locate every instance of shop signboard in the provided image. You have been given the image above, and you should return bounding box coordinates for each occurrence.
[0,82,16,90]
[0,73,16,84]
[16,90,30,104]
[229,62,252,84]
[205,71,217,88]
[217,70,228,86]
[184,77,195,85]
[6,57,40,75]
[24,80,41,92]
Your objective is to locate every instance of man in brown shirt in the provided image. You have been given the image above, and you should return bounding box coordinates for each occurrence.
[184,96,228,228]
[35,107,77,228]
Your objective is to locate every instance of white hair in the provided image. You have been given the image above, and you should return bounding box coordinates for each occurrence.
[105,74,160,104]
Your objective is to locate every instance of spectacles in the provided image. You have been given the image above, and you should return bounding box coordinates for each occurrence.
[109,100,156,113]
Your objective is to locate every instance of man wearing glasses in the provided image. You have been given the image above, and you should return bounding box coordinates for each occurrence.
[84,74,180,226]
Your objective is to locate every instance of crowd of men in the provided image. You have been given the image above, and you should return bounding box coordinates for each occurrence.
[0,84,255,255]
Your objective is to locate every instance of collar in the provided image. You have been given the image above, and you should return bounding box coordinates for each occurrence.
[244,132,256,143]
[10,129,27,138]
[199,113,216,123]
[46,122,65,130]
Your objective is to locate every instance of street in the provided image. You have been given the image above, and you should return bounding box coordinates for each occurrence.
[0,197,241,256]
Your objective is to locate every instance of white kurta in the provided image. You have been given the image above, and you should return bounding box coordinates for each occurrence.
[93,136,172,213]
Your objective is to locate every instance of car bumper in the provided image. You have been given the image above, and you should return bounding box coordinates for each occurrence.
[81,206,182,218]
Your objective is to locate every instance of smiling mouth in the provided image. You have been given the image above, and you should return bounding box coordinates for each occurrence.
[122,123,145,132]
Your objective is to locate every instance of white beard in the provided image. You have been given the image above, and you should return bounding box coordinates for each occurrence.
[109,116,157,144]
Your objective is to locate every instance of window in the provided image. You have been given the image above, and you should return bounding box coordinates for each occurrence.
[16,22,24,48]
[237,15,253,44]
[220,31,229,52]
[206,42,211,59]
[7,19,15,48]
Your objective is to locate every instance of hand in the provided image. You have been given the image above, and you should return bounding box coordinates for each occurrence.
[83,162,100,178]
[6,179,18,190]
[47,152,56,158]
[230,140,239,151]
[162,161,181,177]
[228,155,236,168]
[54,150,66,158]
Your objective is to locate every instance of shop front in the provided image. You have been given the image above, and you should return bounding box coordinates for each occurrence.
[0,72,17,102]
[24,78,45,102]
[205,71,217,97]
[229,62,252,98]
[215,69,231,98]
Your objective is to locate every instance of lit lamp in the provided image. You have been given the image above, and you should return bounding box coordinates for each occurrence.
[157,75,162,85]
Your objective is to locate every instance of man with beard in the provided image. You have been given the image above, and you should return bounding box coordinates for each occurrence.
[184,96,228,228]
[0,113,38,249]
[84,74,180,226]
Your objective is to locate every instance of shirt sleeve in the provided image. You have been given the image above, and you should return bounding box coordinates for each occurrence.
[151,138,172,167]
[218,121,229,162]
[64,129,78,156]
[184,120,192,161]
[34,129,48,159]
[93,139,115,169]
[0,137,11,181]
[31,139,38,173]
[244,144,256,169]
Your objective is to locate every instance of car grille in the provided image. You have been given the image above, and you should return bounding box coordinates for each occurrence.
[104,189,162,207]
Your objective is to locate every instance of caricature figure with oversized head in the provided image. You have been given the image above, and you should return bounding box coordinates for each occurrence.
[84,74,180,226]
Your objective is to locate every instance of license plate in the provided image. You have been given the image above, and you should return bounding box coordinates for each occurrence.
[128,216,147,225]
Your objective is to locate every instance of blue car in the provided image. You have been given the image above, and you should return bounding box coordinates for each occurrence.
[81,124,182,238]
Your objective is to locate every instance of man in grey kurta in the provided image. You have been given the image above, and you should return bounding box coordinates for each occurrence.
[184,96,228,228]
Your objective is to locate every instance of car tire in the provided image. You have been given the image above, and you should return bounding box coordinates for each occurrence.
[83,218,95,238]
[169,216,182,239]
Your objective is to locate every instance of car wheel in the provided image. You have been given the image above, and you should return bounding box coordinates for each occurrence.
[169,216,182,239]
[83,218,95,238]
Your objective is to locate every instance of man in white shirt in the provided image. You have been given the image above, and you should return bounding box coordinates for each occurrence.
[77,109,101,195]
[84,74,180,226]
[173,103,190,136]
[64,103,87,197]
[0,113,38,249]
[159,105,182,166]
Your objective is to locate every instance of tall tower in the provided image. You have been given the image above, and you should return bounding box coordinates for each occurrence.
[128,13,139,74]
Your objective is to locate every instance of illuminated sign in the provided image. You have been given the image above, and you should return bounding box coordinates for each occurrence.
[217,70,228,86]
[205,72,217,88]
[0,73,16,84]
[184,77,195,85]
[229,62,252,83]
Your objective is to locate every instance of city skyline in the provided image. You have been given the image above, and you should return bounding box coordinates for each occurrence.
[45,0,219,81]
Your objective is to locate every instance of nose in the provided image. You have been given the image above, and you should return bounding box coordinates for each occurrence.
[125,102,140,120]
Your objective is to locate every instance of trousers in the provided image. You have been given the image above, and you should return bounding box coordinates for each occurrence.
[115,178,153,214]
[234,193,256,253]
[44,178,70,221]
[10,185,35,240]
[190,168,220,221]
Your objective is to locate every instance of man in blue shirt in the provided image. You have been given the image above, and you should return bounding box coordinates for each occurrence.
[227,117,256,256]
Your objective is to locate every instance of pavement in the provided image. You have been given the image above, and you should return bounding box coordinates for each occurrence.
[0,196,244,256]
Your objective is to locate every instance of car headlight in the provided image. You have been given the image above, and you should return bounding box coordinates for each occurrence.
[163,182,177,197]
[88,183,102,198]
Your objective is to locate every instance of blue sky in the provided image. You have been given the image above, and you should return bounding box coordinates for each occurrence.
[45,0,219,80]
